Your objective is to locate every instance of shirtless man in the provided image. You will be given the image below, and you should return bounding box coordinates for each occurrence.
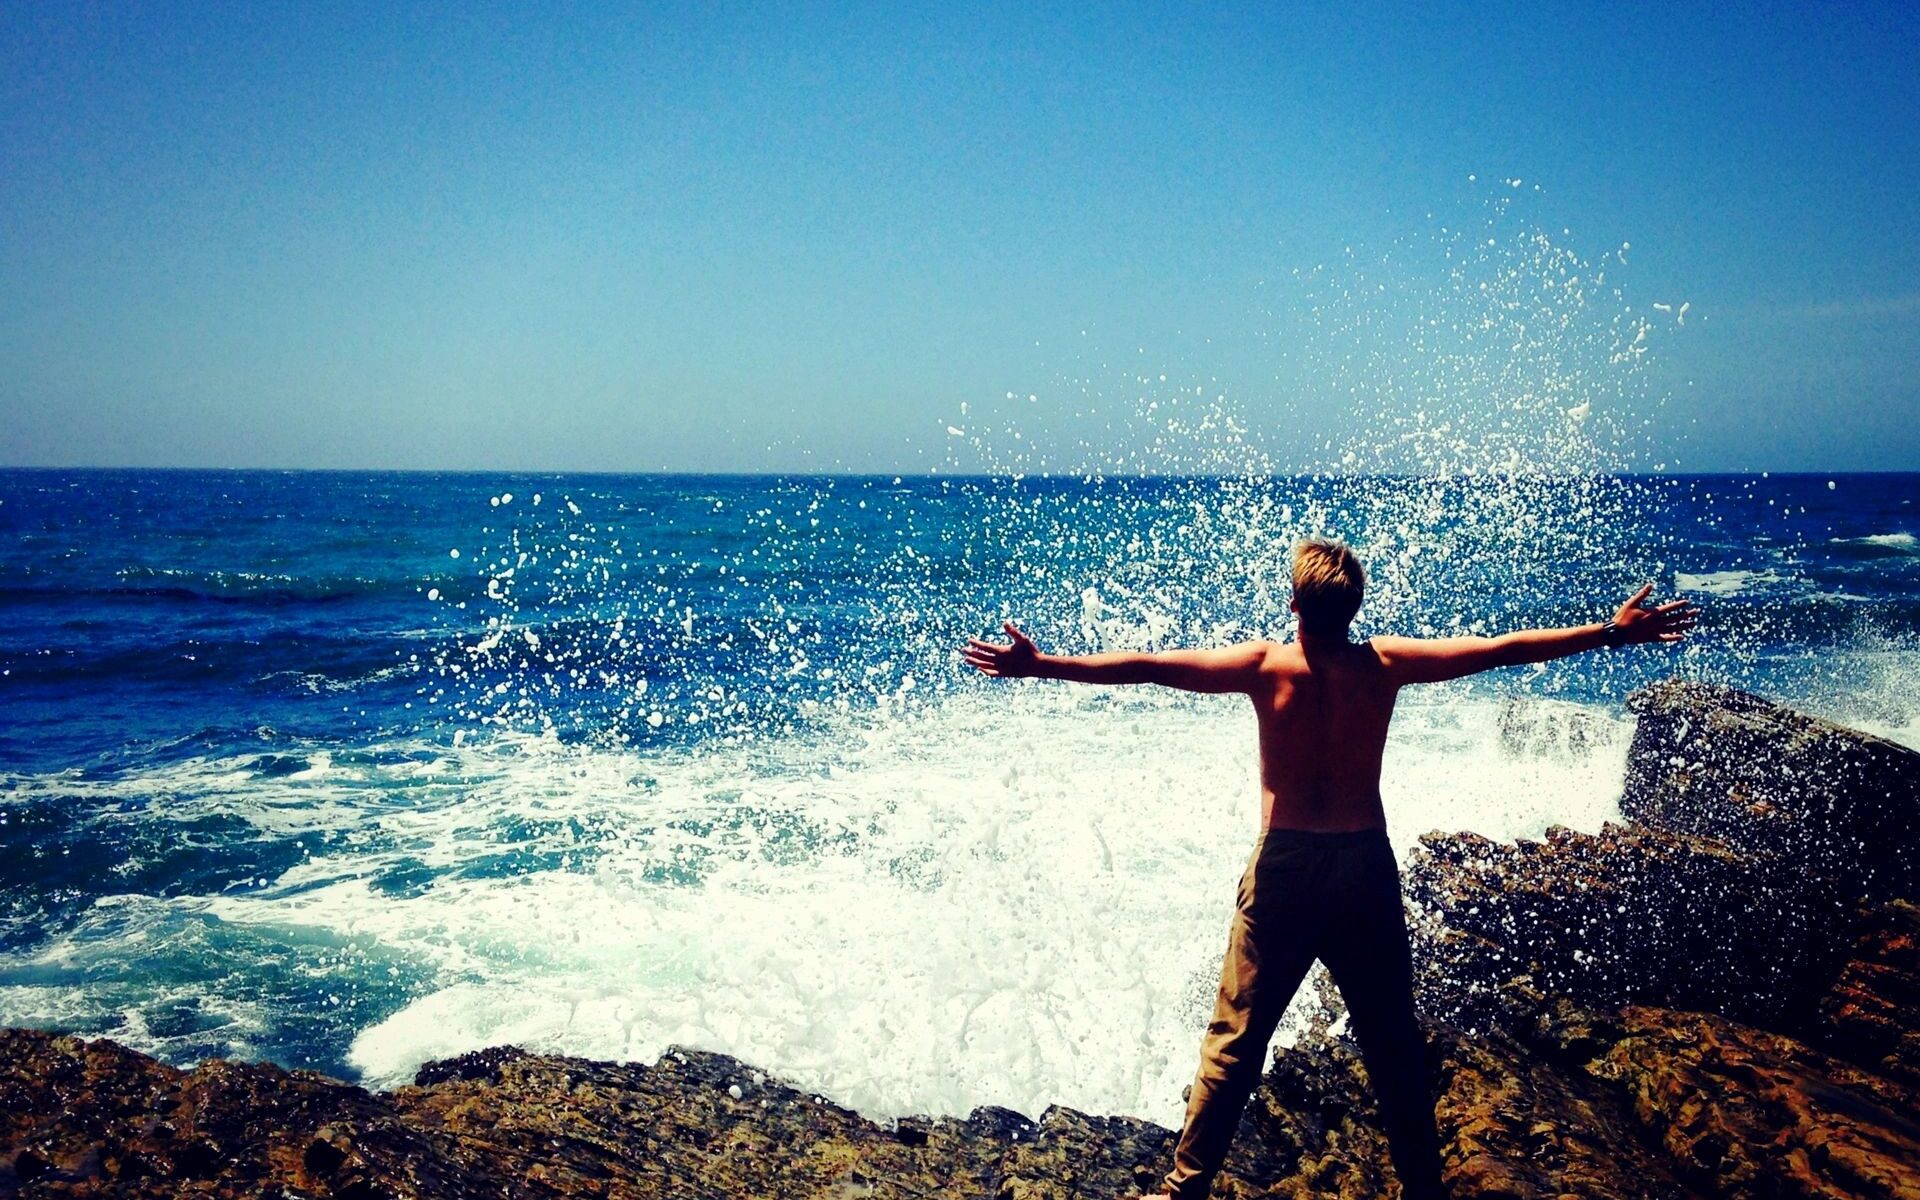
[962,538,1699,1200]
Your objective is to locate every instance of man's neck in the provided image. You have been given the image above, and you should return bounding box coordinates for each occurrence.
[1296,628,1352,652]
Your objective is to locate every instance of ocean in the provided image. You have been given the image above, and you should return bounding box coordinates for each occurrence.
[2,467,1916,1126]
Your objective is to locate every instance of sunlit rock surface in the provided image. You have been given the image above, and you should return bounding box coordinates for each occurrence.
[1818,900,1920,1093]
[4,681,1919,1198]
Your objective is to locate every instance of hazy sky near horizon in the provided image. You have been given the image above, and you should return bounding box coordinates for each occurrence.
[4,3,1917,473]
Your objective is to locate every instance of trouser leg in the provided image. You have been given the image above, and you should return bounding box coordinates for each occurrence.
[1163,858,1316,1200]
[1321,841,1447,1200]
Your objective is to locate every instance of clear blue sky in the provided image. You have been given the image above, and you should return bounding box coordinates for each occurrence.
[4,3,1916,472]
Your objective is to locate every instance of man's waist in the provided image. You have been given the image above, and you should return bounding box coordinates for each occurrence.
[1254,824,1392,849]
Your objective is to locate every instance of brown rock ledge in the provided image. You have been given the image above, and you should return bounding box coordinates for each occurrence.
[0,1028,1179,1199]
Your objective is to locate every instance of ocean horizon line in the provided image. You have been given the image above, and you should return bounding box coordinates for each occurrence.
[2,465,1913,482]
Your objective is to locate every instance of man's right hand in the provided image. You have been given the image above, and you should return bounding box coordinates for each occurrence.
[1612,584,1701,645]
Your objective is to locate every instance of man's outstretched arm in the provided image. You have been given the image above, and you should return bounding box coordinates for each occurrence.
[1375,584,1700,687]
[962,622,1268,695]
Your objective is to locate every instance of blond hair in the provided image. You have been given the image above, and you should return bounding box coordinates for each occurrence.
[1292,539,1365,637]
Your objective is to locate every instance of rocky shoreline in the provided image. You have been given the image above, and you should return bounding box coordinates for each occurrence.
[4,680,1918,1198]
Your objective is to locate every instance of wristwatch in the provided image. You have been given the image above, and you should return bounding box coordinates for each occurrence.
[1600,620,1627,648]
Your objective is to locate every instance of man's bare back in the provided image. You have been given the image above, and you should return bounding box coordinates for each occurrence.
[1249,637,1397,831]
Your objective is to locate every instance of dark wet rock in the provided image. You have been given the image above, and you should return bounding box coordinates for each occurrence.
[5,680,1920,1198]
[1405,822,1852,1036]
[1623,680,1920,903]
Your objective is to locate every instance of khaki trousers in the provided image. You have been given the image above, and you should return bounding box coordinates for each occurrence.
[1163,827,1445,1199]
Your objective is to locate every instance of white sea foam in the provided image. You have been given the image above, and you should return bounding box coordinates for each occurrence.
[1832,532,1918,551]
[1674,569,1782,597]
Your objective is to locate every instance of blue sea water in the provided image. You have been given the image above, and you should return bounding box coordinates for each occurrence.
[2,467,1917,1122]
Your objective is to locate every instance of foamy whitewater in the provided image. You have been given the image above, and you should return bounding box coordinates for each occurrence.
[3,203,1917,1127]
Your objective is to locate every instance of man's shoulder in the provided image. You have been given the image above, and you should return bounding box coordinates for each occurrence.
[1249,637,1292,661]
[1248,638,1308,678]
[1367,633,1438,660]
